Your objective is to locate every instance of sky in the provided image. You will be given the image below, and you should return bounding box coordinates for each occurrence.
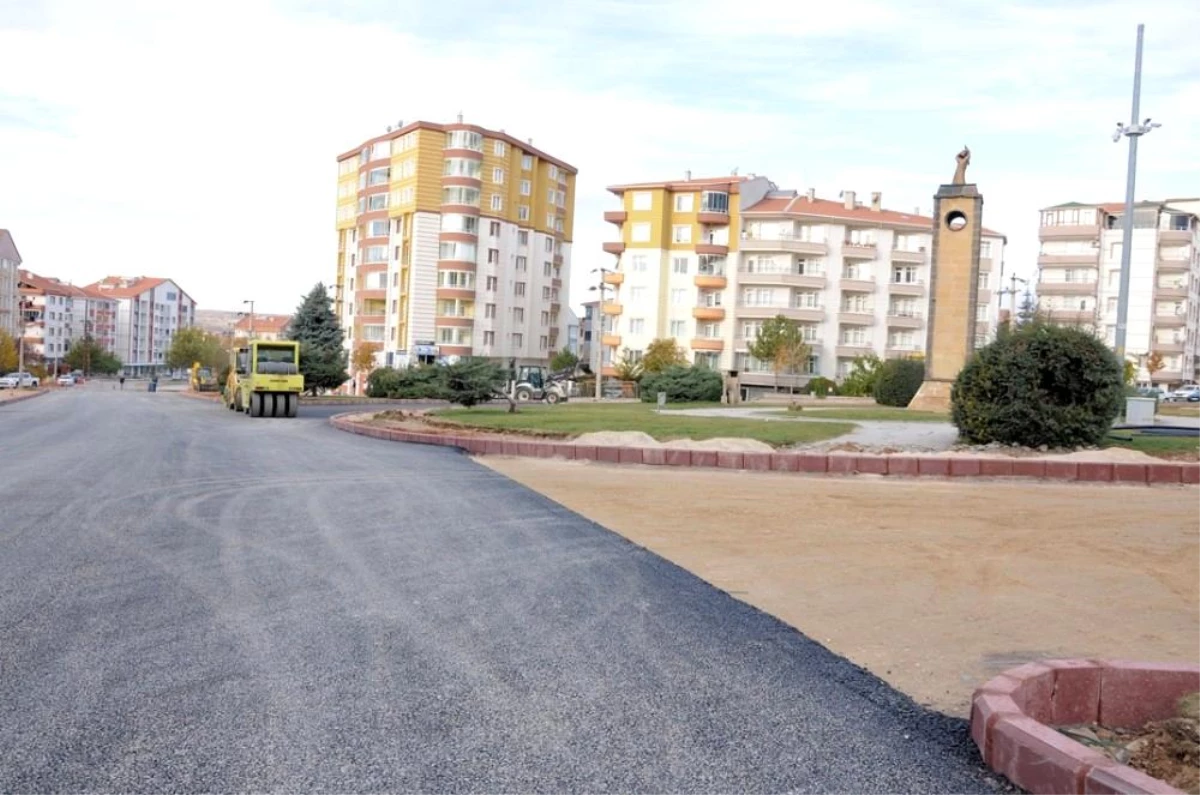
[1,0,1197,315]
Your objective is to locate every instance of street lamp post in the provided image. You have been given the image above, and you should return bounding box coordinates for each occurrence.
[1112,23,1161,362]
[243,299,255,338]
[589,268,612,400]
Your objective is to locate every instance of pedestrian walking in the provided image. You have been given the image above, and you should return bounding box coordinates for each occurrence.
[119,375,125,390]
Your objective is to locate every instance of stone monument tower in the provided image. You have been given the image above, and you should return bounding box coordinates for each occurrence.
[908,146,984,412]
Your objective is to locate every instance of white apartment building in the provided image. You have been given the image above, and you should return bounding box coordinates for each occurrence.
[86,276,197,375]
[0,229,20,340]
[601,176,1006,390]
[1037,199,1199,387]
[16,270,120,370]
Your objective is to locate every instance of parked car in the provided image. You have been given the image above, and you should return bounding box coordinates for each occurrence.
[0,372,40,389]
[56,374,75,387]
[1167,385,1200,402]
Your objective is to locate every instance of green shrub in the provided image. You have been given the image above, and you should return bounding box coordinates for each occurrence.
[803,376,838,397]
[639,366,722,403]
[443,359,505,408]
[873,359,925,407]
[951,324,1123,447]
[838,354,883,397]
[366,365,448,399]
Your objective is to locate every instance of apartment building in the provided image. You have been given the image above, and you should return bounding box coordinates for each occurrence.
[85,276,196,375]
[16,271,119,372]
[1036,199,1199,387]
[0,229,20,340]
[334,117,575,369]
[600,175,1006,389]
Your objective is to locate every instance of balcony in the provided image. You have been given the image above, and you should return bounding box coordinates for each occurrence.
[886,345,924,359]
[1036,281,1097,296]
[603,210,627,224]
[1154,313,1187,327]
[1038,253,1100,266]
[356,313,385,324]
[358,288,386,301]
[697,210,729,225]
[841,242,877,259]
[1158,258,1190,272]
[737,305,825,323]
[891,248,926,263]
[838,309,875,325]
[601,333,622,347]
[1039,224,1100,239]
[694,273,727,289]
[888,280,925,296]
[740,236,828,256]
[691,337,725,351]
[436,287,475,301]
[738,270,827,289]
[692,306,726,321]
[839,276,876,292]
[1153,341,1185,354]
[1045,309,1097,325]
[886,313,923,329]
[695,242,729,256]
[836,343,874,358]
[1155,284,1188,299]
[978,288,993,304]
[602,241,626,255]
[603,271,624,286]
[602,302,623,316]
[1160,229,1194,244]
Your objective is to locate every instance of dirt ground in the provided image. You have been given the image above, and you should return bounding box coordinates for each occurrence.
[483,458,1200,718]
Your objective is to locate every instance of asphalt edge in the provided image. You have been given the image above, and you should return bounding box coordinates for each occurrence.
[0,389,49,407]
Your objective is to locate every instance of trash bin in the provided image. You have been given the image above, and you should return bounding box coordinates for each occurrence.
[148,379,158,393]
[1125,396,1155,424]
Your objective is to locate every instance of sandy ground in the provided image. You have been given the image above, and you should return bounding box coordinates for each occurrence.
[483,457,1200,718]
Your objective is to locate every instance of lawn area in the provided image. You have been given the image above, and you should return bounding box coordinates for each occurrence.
[773,406,951,423]
[431,402,855,446]
[1157,402,1200,419]
[1105,431,1199,461]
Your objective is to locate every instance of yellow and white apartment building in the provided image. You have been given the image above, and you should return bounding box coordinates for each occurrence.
[335,119,575,368]
[600,175,1006,389]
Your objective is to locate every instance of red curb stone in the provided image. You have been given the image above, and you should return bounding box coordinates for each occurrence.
[618,448,643,465]
[1042,660,1102,725]
[970,692,1021,762]
[1113,463,1148,483]
[978,458,1014,477]
[1012,459,1047,479]
[515,441,539,457]
[717,452,744,470]
[1085,762,1185,794]
[855,456,888,475]
[979,674,1024,700]
[535,443,558,458]
[770,453,799,472]
[796,454,828,473]
[827,454,856,474]
[1044,460,1078,481]
[743,452,772,471]
[641,448,666,466]
[1098,660,1200,729]
[1076,462,1114,482]
[555,444,577,460]
[483,439,504,455]
[886,456,920,476]
[1179,463,1199,484]
[692,451,718,468]
[917,456,950,476]
[950,458,982,477]
[501,440,522,456]
[665,449,692,467]
[596,446,621,464]
[574,445,598,461]
[1147,463,1182,484]
[990,716,1110,795]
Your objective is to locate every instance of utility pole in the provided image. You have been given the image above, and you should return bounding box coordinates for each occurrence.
[243,299,255,337]
[997,273,1029,327]
[1112,23,1161,361]
[590,268,612,400]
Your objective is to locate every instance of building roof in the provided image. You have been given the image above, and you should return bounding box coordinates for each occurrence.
[0,229,21,264]
[606,175,753,194]
[19,270,122,301]
[85,275,193,303]
[744,194,1005,238]
[338,119,577,174]
[234,313,291,334]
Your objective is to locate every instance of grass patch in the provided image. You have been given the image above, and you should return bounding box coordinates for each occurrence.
[1157,403,1200,418]
[1105,431,1199,461]
[774,406,951,423]
[430,402,854,446]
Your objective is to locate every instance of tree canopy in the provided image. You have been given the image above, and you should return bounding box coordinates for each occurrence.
[641,338,688,374]
[64,336,122,375]
[748,315,809,390]
[288,284,349,394]
[0,330,17,373]
[166,327,227,371]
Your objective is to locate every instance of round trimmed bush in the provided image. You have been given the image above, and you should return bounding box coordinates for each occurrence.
[873,358,925,407]
[804,376,838,397]
[639,365,722,403]
[951,324,1123,447]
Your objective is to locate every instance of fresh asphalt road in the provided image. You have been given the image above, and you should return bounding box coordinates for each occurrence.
[0,389,1004,793]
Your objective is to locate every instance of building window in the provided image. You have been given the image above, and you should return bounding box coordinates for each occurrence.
[367,194,388,211]
[632,192,652,211]
[670,288,686,305]
[364,245,388,263]
[672,225,692,243]
[541,311,550,326]
[441,214,478,234]
[519,179,531,196]
[628,318,645,334]
[892,265,919,284]
[543,262,553,277]
[512,332,524,347]
[486,276,497,291]
[701,191,729,213]
[446,130,483,151]
[369,220,390,237]
[368,167,390,186]
[443,157,482,178]
[516,255,527,271]
[669,320,686,337]
[980,240,993,258]
[487,248,500,264]
[489,221,501,237]
[485,303,496,318]
[484,330,495,345]
[630,286,647,302]
[542,286,552,300]
[631,223,651,242]
[491,195,503,211]
[631,255,648,273]
[436,271,475,289]
[518,230,529,246]
[515,282,527,297]
[672,257,688,274]
[442,186,480,206]
[493,139,506,156]
[521,155,533,170]
[438,241,477,261]
[493,167,504,184]
[674,194,694,212]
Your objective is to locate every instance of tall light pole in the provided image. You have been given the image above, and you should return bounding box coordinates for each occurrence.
[589,268,612,400]
[243,299,255,337]
[1112,23,1161,361]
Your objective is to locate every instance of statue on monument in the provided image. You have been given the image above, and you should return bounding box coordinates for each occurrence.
[952,146,971,185]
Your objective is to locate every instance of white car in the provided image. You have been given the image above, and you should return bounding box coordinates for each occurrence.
[56,375,75,387]
[1168,385,1200,402]
[0,372,39,389]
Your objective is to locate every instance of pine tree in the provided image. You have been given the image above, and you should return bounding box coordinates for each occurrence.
[1016,290,1038,326]
[288,283,348,394]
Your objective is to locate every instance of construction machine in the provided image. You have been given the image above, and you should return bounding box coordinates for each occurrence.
[189,361,219,392]
[511,364,572,404]
[224,340,303,417]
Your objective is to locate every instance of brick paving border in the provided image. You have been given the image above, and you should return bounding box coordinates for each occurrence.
[0,389,48,407]
[329,414,1200,486]
[971,660,1199,794]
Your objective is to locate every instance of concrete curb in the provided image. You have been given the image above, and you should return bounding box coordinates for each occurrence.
[0,389,49,407]
[971,659,1199,794]
[328,415,1200,485]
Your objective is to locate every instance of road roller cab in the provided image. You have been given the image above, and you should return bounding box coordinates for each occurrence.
[225,340,303,417]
